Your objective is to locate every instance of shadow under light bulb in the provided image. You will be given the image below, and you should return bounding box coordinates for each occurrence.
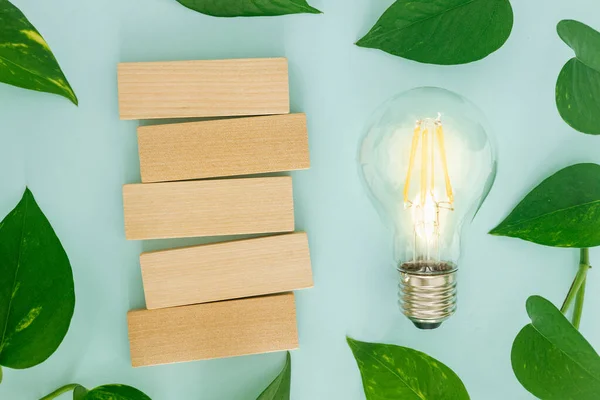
[359,87,496,330]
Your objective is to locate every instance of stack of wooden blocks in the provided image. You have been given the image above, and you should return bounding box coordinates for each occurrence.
[116,58,313,367]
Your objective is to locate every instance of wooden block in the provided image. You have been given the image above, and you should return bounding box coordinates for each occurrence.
[123,177,294,240]
[137,114,310,183]
[141,232,312,309]
[117,58,290,120]
[127,293,298,367]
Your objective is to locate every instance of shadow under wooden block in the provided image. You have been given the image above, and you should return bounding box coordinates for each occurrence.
[123,177,294,240]
[117,58,290,120]
[137,114,310,183]
[127,293,298,367]
[141,232,313,309]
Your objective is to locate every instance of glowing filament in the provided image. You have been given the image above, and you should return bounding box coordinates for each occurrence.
[403,124,421,204]
[413,193,437,240]
[403,117,454,240]
[436,124,454,203]
[420,128,428,206]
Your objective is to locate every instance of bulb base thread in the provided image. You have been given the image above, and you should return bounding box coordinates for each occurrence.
[398,266,457,329]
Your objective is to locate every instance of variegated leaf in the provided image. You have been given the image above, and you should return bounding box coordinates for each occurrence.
[0,188,75,370]
[0,0,77,104]
[347,337,470,399]
[80,384,151,400]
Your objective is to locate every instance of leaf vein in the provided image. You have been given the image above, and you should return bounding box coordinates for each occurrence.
[362,0,480,43]
[0,53,62,91]
[0,193,29,353]
[531,324,600,385]
[354,345,426,400]
[496,199,600,232]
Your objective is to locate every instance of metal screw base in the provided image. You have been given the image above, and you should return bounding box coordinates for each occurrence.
[398,264,458,329]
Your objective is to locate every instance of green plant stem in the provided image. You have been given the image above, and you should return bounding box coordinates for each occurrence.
[581,247,590,267]
[560,248,591,318]
[572,277,587,329]
[39,384,79,400]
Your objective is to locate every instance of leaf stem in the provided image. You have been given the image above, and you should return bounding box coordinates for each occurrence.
[39,384,80,400]
[560,248,590,320]
[581,247,590,266]
[572,277,587,329]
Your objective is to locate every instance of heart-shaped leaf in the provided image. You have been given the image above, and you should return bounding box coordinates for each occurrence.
[257,352,291,400]
[0,0,77,104]
[175,0,321,17]
[356,0,513,65]
[80,384,151,400]
[0,188,75,370]
[347,337,470,400]
[512,296,600,399]
[556,20,600,135]
[490,163,600,247]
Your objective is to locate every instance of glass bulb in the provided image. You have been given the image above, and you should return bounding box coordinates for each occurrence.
[358,87,496,329]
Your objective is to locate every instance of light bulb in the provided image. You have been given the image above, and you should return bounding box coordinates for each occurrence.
[358,87,496,329]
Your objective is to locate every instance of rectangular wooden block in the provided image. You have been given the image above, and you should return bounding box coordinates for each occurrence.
[123,177,294,240]
[137,114,310,183]
[117,58,290,120]
[127,293,298,367]
[141,232,313,309]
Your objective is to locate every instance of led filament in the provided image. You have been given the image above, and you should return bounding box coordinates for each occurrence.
[402,116,454,259]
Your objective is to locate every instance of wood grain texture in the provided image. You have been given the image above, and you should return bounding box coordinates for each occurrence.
[117,58,290,120]
[123,177,294,240]
[127,293,298,367]
[138,114,310,183]
[141,232,313,309]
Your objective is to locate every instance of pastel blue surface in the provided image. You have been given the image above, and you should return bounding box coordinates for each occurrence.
[1,0,600,399]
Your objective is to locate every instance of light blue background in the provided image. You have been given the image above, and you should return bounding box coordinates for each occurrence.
[1,0,600,399]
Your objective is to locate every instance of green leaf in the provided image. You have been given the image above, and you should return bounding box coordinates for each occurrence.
[82,384,151,400]
[556,20,600,135]
[0,0,77,104]
[490,163,600,247]
[356,0,513,65]
[347,337,470,400]
[0,188,75,369]
[175,0,321,17]
[511,295,600,399]
[257,352,291,400]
